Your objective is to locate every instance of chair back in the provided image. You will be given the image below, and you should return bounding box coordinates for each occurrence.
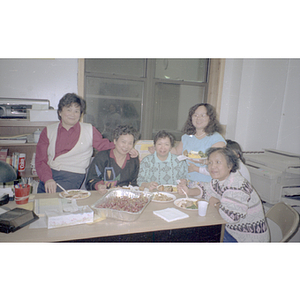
[265,202,300,242]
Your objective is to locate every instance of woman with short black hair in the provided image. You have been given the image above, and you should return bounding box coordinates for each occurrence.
[137,130,187,191]
[85,125,140,191]
[36,93,138,193]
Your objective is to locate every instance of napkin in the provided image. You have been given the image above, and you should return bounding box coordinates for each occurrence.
[153,208,189,222]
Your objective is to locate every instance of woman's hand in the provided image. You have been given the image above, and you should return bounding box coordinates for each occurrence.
[44,179,57,193]
[209,196,220,208]
[188,163,199,173]
[129,148,139,158]
[177,180,189,196]
[96,184,107,194]
[148,181,159,191]
[177,179,201,198]
[140,182,158,191]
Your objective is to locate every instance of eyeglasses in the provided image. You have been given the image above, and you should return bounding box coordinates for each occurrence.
[192,113,208,119]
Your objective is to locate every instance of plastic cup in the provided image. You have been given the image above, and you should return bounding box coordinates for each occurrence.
[198,201,208,216]
[15,184,31,205]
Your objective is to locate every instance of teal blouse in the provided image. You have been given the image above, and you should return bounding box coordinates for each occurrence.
[182,132,226,183]
[137,152,188,186]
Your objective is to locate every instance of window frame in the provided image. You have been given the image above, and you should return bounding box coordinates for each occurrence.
[78,58,224,139]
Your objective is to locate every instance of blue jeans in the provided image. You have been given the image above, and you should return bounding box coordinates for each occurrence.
[223,229,238,242]
[37,169,85,193]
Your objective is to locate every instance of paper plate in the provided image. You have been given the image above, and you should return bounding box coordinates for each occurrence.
[59,190,91,200]
[152,192,176,203]
[187,157,207,163]
[174,198,199,210]
[177,155,207,163]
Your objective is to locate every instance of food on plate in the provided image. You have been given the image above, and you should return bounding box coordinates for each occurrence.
[183,150,207,159]
[157,185,177,193]
[60,190,90,200]
[175,198,198,210]
[94,194,149,213]
[153,192,174,202]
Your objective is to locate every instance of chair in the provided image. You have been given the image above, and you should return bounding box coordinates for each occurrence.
[80,157,94,190]
[265,202,300,242]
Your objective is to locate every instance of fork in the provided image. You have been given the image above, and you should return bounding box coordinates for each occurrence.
[56,183,69,194]
[176,180,189,199]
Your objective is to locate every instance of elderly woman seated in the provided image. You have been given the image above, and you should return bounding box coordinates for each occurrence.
[137,130,188,191]
[177,146,270,243]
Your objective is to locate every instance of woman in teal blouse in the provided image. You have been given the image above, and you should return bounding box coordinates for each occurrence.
[137,130,188,191]
[171,103,226,183]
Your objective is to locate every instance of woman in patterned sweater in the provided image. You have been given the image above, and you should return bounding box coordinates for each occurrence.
[177,147,270,242]
[137,130,188,191]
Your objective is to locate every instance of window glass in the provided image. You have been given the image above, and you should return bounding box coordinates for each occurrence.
[84,59,209,140]
[84,76,143,141]
[153,83,206,140]
[155,59,208,82]
[85,59,145,77]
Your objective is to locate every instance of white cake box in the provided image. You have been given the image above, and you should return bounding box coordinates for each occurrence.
[27,109,58,121]
[45,205,94,229]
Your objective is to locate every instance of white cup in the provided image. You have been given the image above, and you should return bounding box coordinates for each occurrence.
[198,201,208,216]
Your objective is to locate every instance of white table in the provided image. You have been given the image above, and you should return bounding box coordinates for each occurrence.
[0,190,226,242]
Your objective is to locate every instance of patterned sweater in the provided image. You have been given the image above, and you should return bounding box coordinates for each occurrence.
[192,172,270,242]
[137,152,188,186]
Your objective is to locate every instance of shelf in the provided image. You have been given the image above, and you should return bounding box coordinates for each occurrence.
[0,119,56,127]
[0,119,56,181]
[19,168,39,178]
[0,143,37,147]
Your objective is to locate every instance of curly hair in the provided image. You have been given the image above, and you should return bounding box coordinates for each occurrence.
[182,103,224,136]
[112,125,140,144]
[57,93,86,120]
[153,130,175,148]
[206,147,239,173]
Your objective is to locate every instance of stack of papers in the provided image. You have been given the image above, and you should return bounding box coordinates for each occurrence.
[153,208,189,222]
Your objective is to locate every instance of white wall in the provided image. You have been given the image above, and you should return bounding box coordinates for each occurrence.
[1,58,299,155]
[220,58,300,155]
[0,59,78,109]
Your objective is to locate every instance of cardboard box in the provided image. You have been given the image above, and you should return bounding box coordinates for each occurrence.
[27,109,58,122]
[45,205,94,229]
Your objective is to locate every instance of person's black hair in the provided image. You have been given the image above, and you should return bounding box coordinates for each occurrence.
[226,140,246,164]
[206,147,239,173]
[112,125,140,144]
[153,130,175,148]
[57,93,86,120]
[182,103,224,136]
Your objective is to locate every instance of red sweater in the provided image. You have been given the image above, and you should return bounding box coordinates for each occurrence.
[35,121,114,183]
